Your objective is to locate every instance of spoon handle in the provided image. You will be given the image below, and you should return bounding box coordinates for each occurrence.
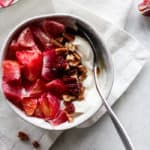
[94,69,134,150]
[107,105,134,150]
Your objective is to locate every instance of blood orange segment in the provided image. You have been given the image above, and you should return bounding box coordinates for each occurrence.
[42,20,65,36]
[22,97,37,116]
[50,110,68,126]
[17,27,36,48]
[0,0,14,7]
[64,102,75,114]
[28,79,46,97]
[3,60,21,84]
[46,79,66,96]
[16,50,43,81]
[138,0,150,16]
[39,92,60,119]
[41,49,57,81]
[2,81,22,105]
[32,26,52,48]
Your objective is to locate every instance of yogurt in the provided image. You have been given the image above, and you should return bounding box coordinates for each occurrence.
[72,36,102,113]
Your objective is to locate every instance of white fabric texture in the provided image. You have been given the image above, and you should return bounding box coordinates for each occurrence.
[0,0,149,149]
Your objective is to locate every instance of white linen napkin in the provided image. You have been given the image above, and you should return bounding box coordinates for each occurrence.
[0,0,149,150]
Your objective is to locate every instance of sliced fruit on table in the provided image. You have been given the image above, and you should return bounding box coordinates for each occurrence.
[138,0,150,16]
[0,0,14,7]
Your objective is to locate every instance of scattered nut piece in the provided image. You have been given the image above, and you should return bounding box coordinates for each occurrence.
[63,94,76,102]
[80,86,85,93]
[66,54,75,61]
[65,43,78,51]
[78,65,87,81]
[18,131,29,141]
[78,65,87,74]
[65,63,70,70]
[79,74,87,81]
[66,113,74,122]
[78,94,84,100]
[73,51,81,60]
[77,86,85,100]
[69,60,80,67]
[55,37,64,43]
[50,38,63,47]
[63,33,75,41]
[70,112,83,118]
[32,141,40,148]
[70,73,78,79]
[55,47,68,55]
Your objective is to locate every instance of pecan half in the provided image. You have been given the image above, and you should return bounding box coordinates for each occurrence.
[73,51,81,61]
[55,47,68,55]
[62,94,76,102]
[18,131,29,141]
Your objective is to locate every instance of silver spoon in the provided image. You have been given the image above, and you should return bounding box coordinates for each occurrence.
[77,23,134,150]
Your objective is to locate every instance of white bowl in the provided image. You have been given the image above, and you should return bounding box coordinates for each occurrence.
[0,14,114,130]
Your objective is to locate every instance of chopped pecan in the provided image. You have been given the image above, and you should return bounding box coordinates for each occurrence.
[32,141,40,148]
[63,33,75,41]
[69,60,80,67]
[55,37,64,43]
[78,65,87,81]
[65,43,78,51]
[65,63,70,70]
[50,38,63,47]
[70,73,78,79]
[18,131,29,141]
[78,65,87,74]
[71,112,83,118]
[77,86,85,100]
[66,54,75,61]
[73,51,81,61]
[55,47,68,55]
[66,113,74,122]
[79,74,87,81]
[62,94,76,102]
[78,94,84,100]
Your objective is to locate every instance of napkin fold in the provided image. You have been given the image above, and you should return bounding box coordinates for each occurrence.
[0,0,149,150]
